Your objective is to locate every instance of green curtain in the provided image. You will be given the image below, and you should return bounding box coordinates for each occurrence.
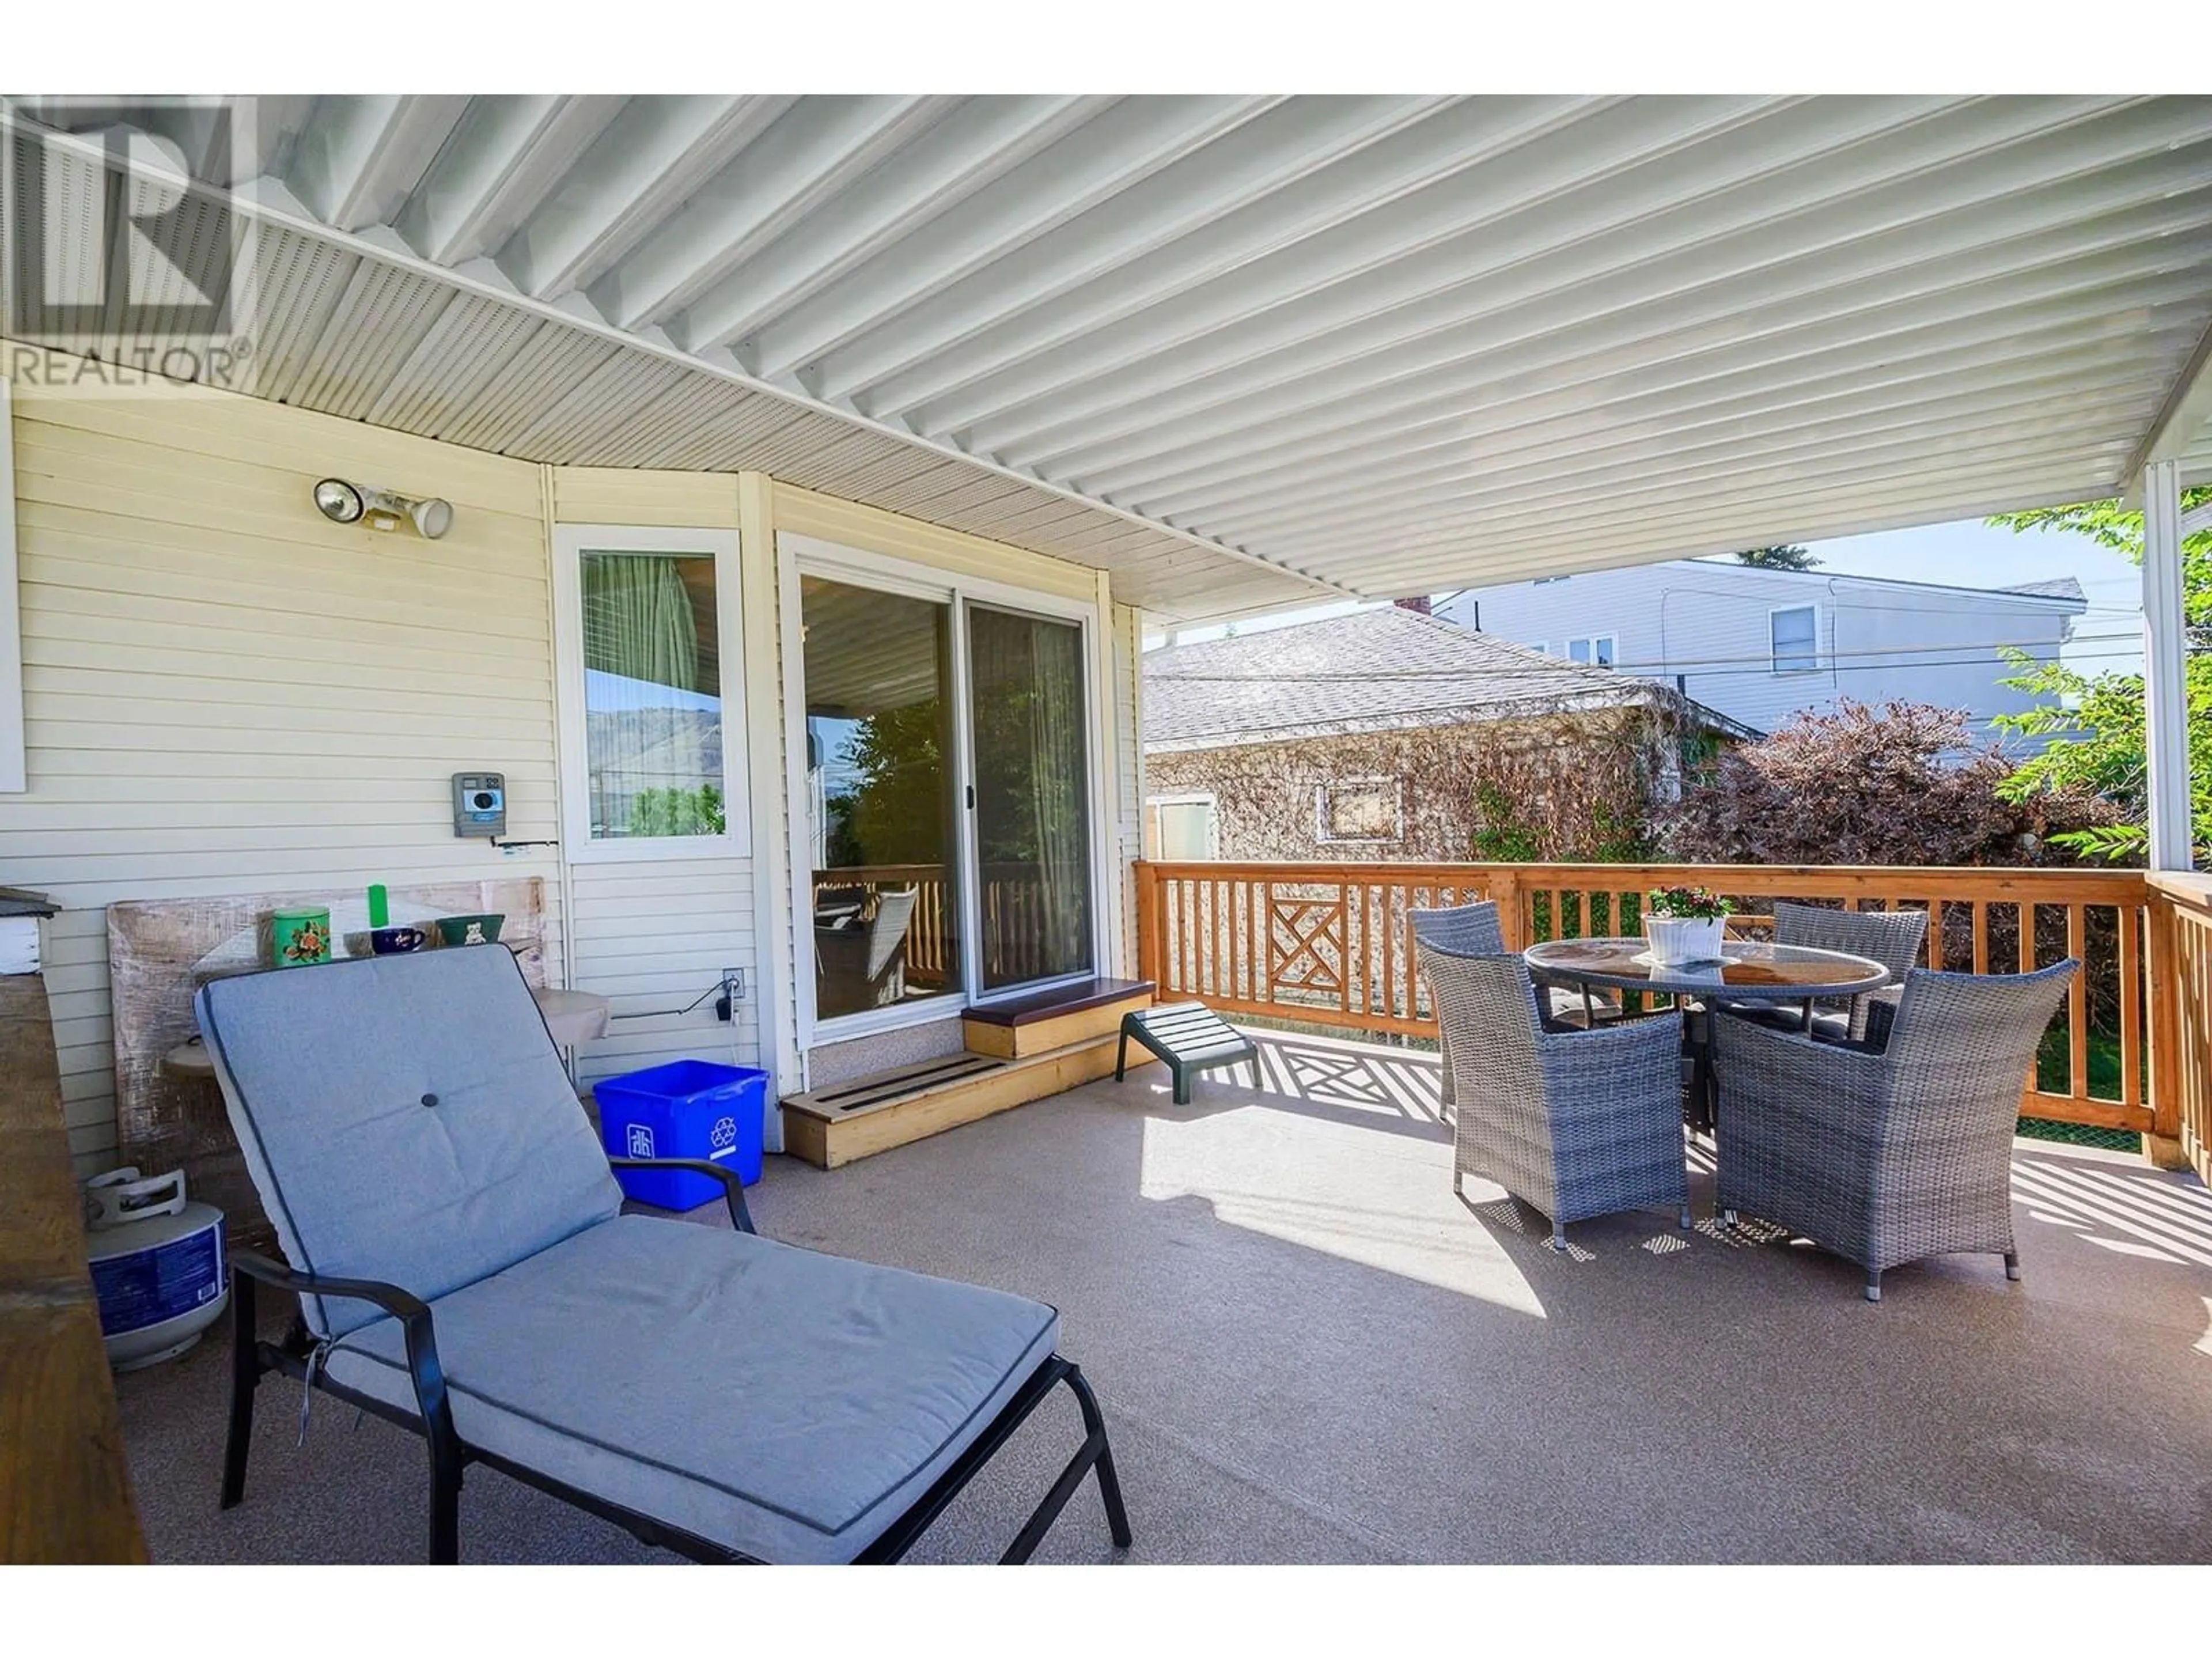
[1026,616,1088,978]
[583,554,698,687]
[971,607,1091,984]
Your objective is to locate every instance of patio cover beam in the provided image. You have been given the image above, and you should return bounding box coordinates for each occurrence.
[2124,311,2212,483]
[2142,457,2193,872]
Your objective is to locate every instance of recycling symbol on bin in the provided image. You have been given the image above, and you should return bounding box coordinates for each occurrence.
[710,1115,738,1150]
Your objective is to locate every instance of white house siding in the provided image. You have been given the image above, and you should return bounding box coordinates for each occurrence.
[1435,561,2082,748]
[1111,599,1146,978]
[2,347,1149,1172]
[1,357,564,1176]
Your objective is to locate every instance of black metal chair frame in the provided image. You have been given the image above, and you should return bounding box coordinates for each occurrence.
[221,1156,1131,1565]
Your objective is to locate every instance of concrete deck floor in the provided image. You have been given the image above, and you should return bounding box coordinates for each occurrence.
[116,1029,2212,1563]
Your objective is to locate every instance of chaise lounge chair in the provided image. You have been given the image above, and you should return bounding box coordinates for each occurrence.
[194,945,1130,1564]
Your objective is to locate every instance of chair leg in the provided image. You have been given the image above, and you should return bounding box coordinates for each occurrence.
[1114,1030,1128,1082]
[1063,1364,1132,1550]
[1678,1203,1692,1230]
[427,1454,462,1564]
[1863,1271,1882,1303]
[219,1270,259,1510]
[2003,1251,2022,1282]
[1549,1224,1567,1253]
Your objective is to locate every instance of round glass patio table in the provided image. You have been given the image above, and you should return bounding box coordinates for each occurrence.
[1522,937,1892,1132]
[1522,937,1891,1009]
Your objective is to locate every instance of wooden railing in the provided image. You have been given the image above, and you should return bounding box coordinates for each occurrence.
[814,865,952,983]
[2147,873,2212,1180]
[810,862,1075,988]
[1134,860,2177,1146]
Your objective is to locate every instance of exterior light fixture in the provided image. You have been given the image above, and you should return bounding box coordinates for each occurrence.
[312,478,365,524]
[311,478,454,540]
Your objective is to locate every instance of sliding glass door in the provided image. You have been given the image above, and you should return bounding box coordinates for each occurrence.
[967,605,1094,993]
[796,552,1100,1034]
[800,576,963,1022]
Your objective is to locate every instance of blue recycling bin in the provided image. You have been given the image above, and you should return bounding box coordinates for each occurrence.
[596,1059,768,1211]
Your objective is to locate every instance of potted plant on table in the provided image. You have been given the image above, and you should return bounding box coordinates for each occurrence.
[1643,885,1735,965]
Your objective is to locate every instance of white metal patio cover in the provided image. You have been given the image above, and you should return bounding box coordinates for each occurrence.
[6,95,2209,619]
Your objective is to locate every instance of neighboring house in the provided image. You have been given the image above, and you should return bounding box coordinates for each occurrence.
[1433,562,2087,747]
[1142,606,1751,864]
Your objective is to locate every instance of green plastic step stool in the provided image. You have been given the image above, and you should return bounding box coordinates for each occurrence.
[1115,1002,1257,1105]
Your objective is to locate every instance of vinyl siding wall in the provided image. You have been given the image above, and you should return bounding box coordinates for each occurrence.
[1111,599,1146,975]
[2,360,566,1176]
[2,347,1145,1171]
[1437,562,2080,745]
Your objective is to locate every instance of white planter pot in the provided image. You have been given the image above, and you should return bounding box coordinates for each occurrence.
[1644,915,1727,966]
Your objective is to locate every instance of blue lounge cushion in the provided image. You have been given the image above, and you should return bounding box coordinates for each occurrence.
[196,950,623,1336]
[322,1214,1059,1563]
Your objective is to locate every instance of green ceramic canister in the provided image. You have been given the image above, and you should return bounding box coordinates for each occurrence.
[271,907,332,968]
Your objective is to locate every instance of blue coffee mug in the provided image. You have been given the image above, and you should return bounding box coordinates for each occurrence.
[370,926,426,955]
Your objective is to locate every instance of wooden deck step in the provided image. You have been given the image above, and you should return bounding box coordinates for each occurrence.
[781,1032,1150,1169]
[961,977,1154,1059]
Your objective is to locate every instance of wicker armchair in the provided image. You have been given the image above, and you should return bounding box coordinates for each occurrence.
[1412,902,1499,1111]
[1412,901,1616,1111]
[1418,944,1689,1250]
[1727,902,1928,1042]
[1712,958,2078,1301]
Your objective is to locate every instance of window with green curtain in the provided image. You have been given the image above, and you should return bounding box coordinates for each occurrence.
[580,550,725,839]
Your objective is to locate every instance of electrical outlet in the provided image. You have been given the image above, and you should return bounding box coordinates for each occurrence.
[715,966,745,1022]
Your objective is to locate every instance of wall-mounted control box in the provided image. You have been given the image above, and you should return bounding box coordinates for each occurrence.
[452,772,506,838]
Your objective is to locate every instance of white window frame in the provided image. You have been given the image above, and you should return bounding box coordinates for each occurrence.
[0,377,23,793]
[1314,777,1405,846]
[1146,793,1219,860]
[1566,633,1618,668]
[1768,603,1822,675]
[551,523,751,863]
[779,533,1113,1050]
[1529,640,1551,657]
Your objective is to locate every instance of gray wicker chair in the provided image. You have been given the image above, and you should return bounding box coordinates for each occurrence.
[1418,944,1689,1250]
[1711,957,2078,1301]
[1727,902,1928,1042]
[1412,900,1616,1111]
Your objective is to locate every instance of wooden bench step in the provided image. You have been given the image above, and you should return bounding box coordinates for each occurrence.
[781,1033,1147,1169]
[962,978,1154,1059]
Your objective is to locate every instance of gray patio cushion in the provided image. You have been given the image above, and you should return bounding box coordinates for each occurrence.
[323,1214,1059,1563]
[196,950,622,1338]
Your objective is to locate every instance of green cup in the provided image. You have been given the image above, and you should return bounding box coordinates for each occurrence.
[271,907,332,968]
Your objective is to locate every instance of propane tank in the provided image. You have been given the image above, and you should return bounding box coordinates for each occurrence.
[84,1167,229,1370]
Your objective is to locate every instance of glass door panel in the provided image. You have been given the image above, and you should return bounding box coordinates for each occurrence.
[800,577,961,1021]
[966,605,1094,992]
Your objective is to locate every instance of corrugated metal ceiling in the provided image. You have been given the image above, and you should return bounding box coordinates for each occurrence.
[5,94,2210,620]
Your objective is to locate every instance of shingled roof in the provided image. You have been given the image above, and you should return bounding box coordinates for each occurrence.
[1143,606,1747,753]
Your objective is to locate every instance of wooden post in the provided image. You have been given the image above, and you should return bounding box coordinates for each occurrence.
[1491,868,1525,952]
[2145,884,2188,1169]
[1134,860,1161,988]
